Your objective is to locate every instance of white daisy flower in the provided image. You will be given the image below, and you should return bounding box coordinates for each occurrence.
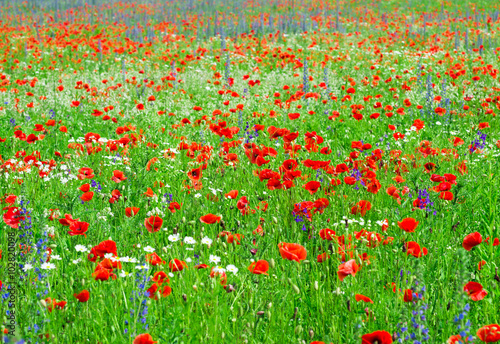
[23,263,33,272]
[184,237,196,245]
[209,255,221,264]
[120,256,138,263]
[119,271,132,278]
[226,265,238,275]
[201,236,213,246]
[168,234,180,242]
[75,245,88,253]
[72,258,82,264]
[104,253,114,259]
[50,255,62,260]
[212,266,226,274]
[143,246,155,253]
[41,263,56,270]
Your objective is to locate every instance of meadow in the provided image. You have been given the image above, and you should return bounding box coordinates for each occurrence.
[0,0,500,343]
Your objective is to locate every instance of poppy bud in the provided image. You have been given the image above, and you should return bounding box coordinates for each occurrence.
[188,220,195,226]
[193,285,197,291]
[39,299,47,308]
[182,294,187,302]
[49,244,57,249]
[182,217,186,223]
[250,248,257,255]
[70,277,74,286]
[201,226,205,232]
[111,326,115,333]
[295,325,303,335]
[309,329,314,339]
[347,300,351,312]
[292,284,300,294]
[221,332,225,339]
[303,260,310,264]
[267,302,272,309]
[162,247,168,254]
[222,242,227,249]
[82,279,85,286]
[256,311,265,316]
[266,311,271,318]
[272,217,278,224]
[270,258,275,269]
[314,281,319,290]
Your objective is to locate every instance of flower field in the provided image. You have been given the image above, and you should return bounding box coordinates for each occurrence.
[1,0,500,343]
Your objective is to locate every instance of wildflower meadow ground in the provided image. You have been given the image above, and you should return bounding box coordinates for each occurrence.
[0,0,500,343]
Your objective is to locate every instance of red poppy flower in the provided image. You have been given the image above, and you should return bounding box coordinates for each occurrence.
[464,282,487,301]
[406,241,428,258]
[146,253,165,266]
[3,207,25,229]
[68,221,89,237]
[88,240,117,262]
[463,232,482,251]
[220,187,238,199]
[278,242,307,262]
[319,228,336,241]
[398,218,419,232]
[80,191,94,202]
[78,167,95,179]
[112,170,127,183]
[194,264,209,269]
[447,335,467,344]
[74,290,90,303]
[478,260,487,270]
[187,166,202,181]
[350,200,371,217]
[344,176,357,185]
[168,202,181,213]
[248,260,269,275]
[125,207,140,217]
[152,271,170,285]
[133,333,157,344]
[144,216,163,233]
[361,330,393,344]
[355,294,373,303]
[109,190,121,204]
[337,259,360,281]
[79,184,90,192]
[303,181,321,195]
[227,233,244,245]
[477,324,500,342]
[403,289,413,302]
[44,298,67,313]
[169,259,187,272]
[146,284,171,300]
[439,191,454,201]
[317,253,330,263]
[200,213,221,224]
